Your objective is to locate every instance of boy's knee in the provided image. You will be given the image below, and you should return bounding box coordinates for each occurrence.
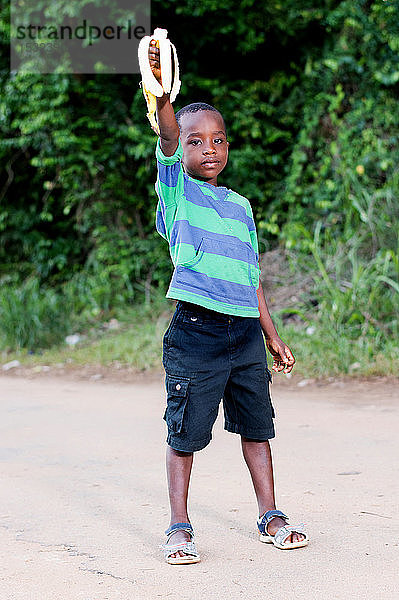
[241,435,269,444]
[168,445,193,458]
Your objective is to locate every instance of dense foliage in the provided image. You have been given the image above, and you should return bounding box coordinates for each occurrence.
[0,0,398,360]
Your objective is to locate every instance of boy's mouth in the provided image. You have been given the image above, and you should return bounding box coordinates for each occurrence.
[201,159,219,166]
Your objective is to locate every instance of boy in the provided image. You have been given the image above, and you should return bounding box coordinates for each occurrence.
[148,40,308,564]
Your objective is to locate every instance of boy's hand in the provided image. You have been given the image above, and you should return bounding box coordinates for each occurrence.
[266,336,295,374]
[148,39,162,86]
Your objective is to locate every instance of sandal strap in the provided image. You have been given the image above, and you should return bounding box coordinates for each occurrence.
[165,522,194,539]
[161,540,199,558]
[257,510,289,534]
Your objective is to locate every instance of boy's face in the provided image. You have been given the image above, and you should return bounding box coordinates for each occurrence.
[179,111,229,186]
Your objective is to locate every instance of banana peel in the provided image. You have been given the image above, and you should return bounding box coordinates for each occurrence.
[138,28,181,135]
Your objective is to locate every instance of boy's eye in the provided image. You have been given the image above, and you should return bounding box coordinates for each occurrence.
[189,138,224,146]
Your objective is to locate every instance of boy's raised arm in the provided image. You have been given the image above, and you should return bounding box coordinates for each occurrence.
[148,40,180,156]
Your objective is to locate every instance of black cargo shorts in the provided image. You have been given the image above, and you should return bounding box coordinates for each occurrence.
[162,301,275,452]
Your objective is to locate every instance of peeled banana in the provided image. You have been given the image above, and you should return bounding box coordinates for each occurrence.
[138,28,181,135]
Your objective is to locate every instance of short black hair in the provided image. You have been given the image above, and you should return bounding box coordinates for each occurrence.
[175,102,226,133]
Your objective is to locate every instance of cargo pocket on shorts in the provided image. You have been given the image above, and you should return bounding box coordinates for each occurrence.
[163,375,191,434]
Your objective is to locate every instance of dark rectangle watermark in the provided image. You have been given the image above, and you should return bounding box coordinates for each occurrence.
[10,0,150,74]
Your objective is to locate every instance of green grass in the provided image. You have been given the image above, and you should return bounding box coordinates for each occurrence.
[279,322,399,377]
[2,299,398,378]
[1,302,170,373]
[0,278,71,350]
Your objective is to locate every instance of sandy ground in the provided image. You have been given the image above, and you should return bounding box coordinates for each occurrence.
[0,373,398,600]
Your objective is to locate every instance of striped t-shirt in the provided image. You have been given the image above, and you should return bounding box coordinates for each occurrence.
[155,137,261,317]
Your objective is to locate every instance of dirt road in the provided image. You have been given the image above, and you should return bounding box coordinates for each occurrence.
[0,374,398,599]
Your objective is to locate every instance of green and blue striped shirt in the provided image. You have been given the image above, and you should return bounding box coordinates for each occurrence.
[155,137,261,317]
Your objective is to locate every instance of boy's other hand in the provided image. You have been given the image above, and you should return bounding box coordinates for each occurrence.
[149,39,162,86]
[266,337,295,374]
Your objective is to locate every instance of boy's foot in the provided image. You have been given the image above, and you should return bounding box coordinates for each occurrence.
[165,528,192,559]
[257,510,308,549]
[265,515,306,544]
[162,523,200,564]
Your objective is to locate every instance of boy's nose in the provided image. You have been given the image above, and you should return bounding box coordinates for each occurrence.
[203,146,216,155]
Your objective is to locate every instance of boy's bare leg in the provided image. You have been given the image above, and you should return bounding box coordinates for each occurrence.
[241,437,305,543]
[165,446,194,558]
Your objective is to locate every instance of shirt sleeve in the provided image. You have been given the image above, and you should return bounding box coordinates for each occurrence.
[155,137,185,207]
[247,205,261,288]
[249,228,259,263]
[246,203,260,267]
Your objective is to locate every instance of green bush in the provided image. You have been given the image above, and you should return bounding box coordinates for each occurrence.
[0,0,398,365]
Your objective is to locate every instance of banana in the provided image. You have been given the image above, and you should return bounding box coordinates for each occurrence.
[138,28,181,135]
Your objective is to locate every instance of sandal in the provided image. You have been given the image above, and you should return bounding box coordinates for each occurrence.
[161,522,201,564]
[257,509,309,550]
